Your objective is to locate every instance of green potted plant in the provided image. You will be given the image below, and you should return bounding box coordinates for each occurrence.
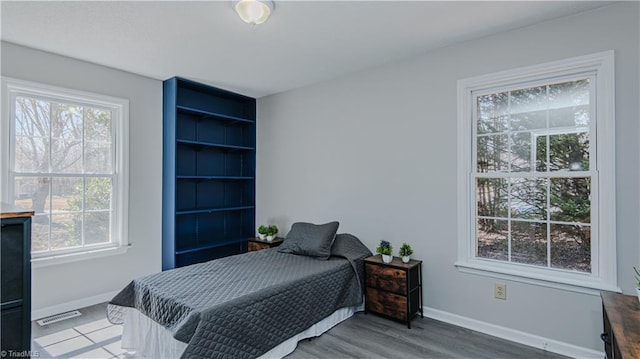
[266,225,278,242]
[258,225,268,240]
[634,266,640,303]
[399,243,413,263]
[376,240,393,263]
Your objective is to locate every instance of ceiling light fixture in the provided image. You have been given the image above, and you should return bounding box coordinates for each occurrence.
[233,0,274,25]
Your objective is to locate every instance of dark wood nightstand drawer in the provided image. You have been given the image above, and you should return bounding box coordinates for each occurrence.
[248,241,268,251]
[366,287,407,321]
[365,263,406,295]
[247,237,284,252]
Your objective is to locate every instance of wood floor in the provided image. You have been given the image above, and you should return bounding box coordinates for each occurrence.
[286,313,568,359]
[31,303,568,359]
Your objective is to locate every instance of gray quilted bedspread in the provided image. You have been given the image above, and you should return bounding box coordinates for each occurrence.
[107,233,371,359]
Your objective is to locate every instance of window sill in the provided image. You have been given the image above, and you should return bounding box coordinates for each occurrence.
[454,260,621,296]
[31,245,129,268]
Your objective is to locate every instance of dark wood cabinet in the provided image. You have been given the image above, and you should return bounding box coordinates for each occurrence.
[601,291,640,359]
[1,205,33,355]
[364,255,423,328]
[162,77,256,270]
[248,237,283,252]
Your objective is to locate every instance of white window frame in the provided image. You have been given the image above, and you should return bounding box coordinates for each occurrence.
[455,51,619,295]
[1,77,129,267]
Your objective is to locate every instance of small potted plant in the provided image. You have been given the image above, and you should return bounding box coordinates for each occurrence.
[257,225,268,240]
[634,266,640,303]
[266,225,278,242]
[376,240,393,263]
[399,243,413,263]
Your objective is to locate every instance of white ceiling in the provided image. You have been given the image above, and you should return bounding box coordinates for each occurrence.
[1,1,612,98]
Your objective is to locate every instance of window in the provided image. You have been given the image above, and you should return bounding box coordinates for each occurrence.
[456,52,617,292]
[2,78,129,265]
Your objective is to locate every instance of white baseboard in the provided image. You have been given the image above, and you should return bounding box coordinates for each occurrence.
[32,291,118,321]
[423,306,603,359]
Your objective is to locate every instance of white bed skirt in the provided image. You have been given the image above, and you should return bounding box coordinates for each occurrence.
[120,304,363,359]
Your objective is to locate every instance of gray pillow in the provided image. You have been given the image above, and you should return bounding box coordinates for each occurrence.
[277,221,339,260]
[330,233,372,258]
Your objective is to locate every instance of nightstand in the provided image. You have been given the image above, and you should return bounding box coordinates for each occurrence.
[364,255,423,328]
[248,237,284,252]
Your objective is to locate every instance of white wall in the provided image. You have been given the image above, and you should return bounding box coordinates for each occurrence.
[257,2,639,354]
[1,42,163,316]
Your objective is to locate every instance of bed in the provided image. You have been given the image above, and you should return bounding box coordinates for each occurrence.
[107,227,372,359]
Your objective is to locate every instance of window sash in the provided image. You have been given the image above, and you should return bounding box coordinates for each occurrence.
[471,73,597,174]
[12,173,116,258]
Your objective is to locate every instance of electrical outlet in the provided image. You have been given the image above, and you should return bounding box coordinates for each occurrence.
[494,283,506,300]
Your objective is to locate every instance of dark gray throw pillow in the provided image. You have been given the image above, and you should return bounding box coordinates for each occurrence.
[277,221,340,260]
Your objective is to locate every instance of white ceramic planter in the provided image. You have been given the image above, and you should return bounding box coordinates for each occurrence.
[402,256,410,263]
[636,287,640,304]
[382,254,392,263]
[266,235,275,242]
[258,233,266,240]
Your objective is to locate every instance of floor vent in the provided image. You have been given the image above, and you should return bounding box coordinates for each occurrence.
[37,310,82,326]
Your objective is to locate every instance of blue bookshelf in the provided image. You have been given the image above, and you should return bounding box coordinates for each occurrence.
[162,77,256,270]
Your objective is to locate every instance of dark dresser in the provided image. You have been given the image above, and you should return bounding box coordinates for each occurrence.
[601,291,640,359]
[1,204,33,354]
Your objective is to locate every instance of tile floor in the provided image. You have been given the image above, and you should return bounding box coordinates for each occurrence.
[31,303,129,359]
